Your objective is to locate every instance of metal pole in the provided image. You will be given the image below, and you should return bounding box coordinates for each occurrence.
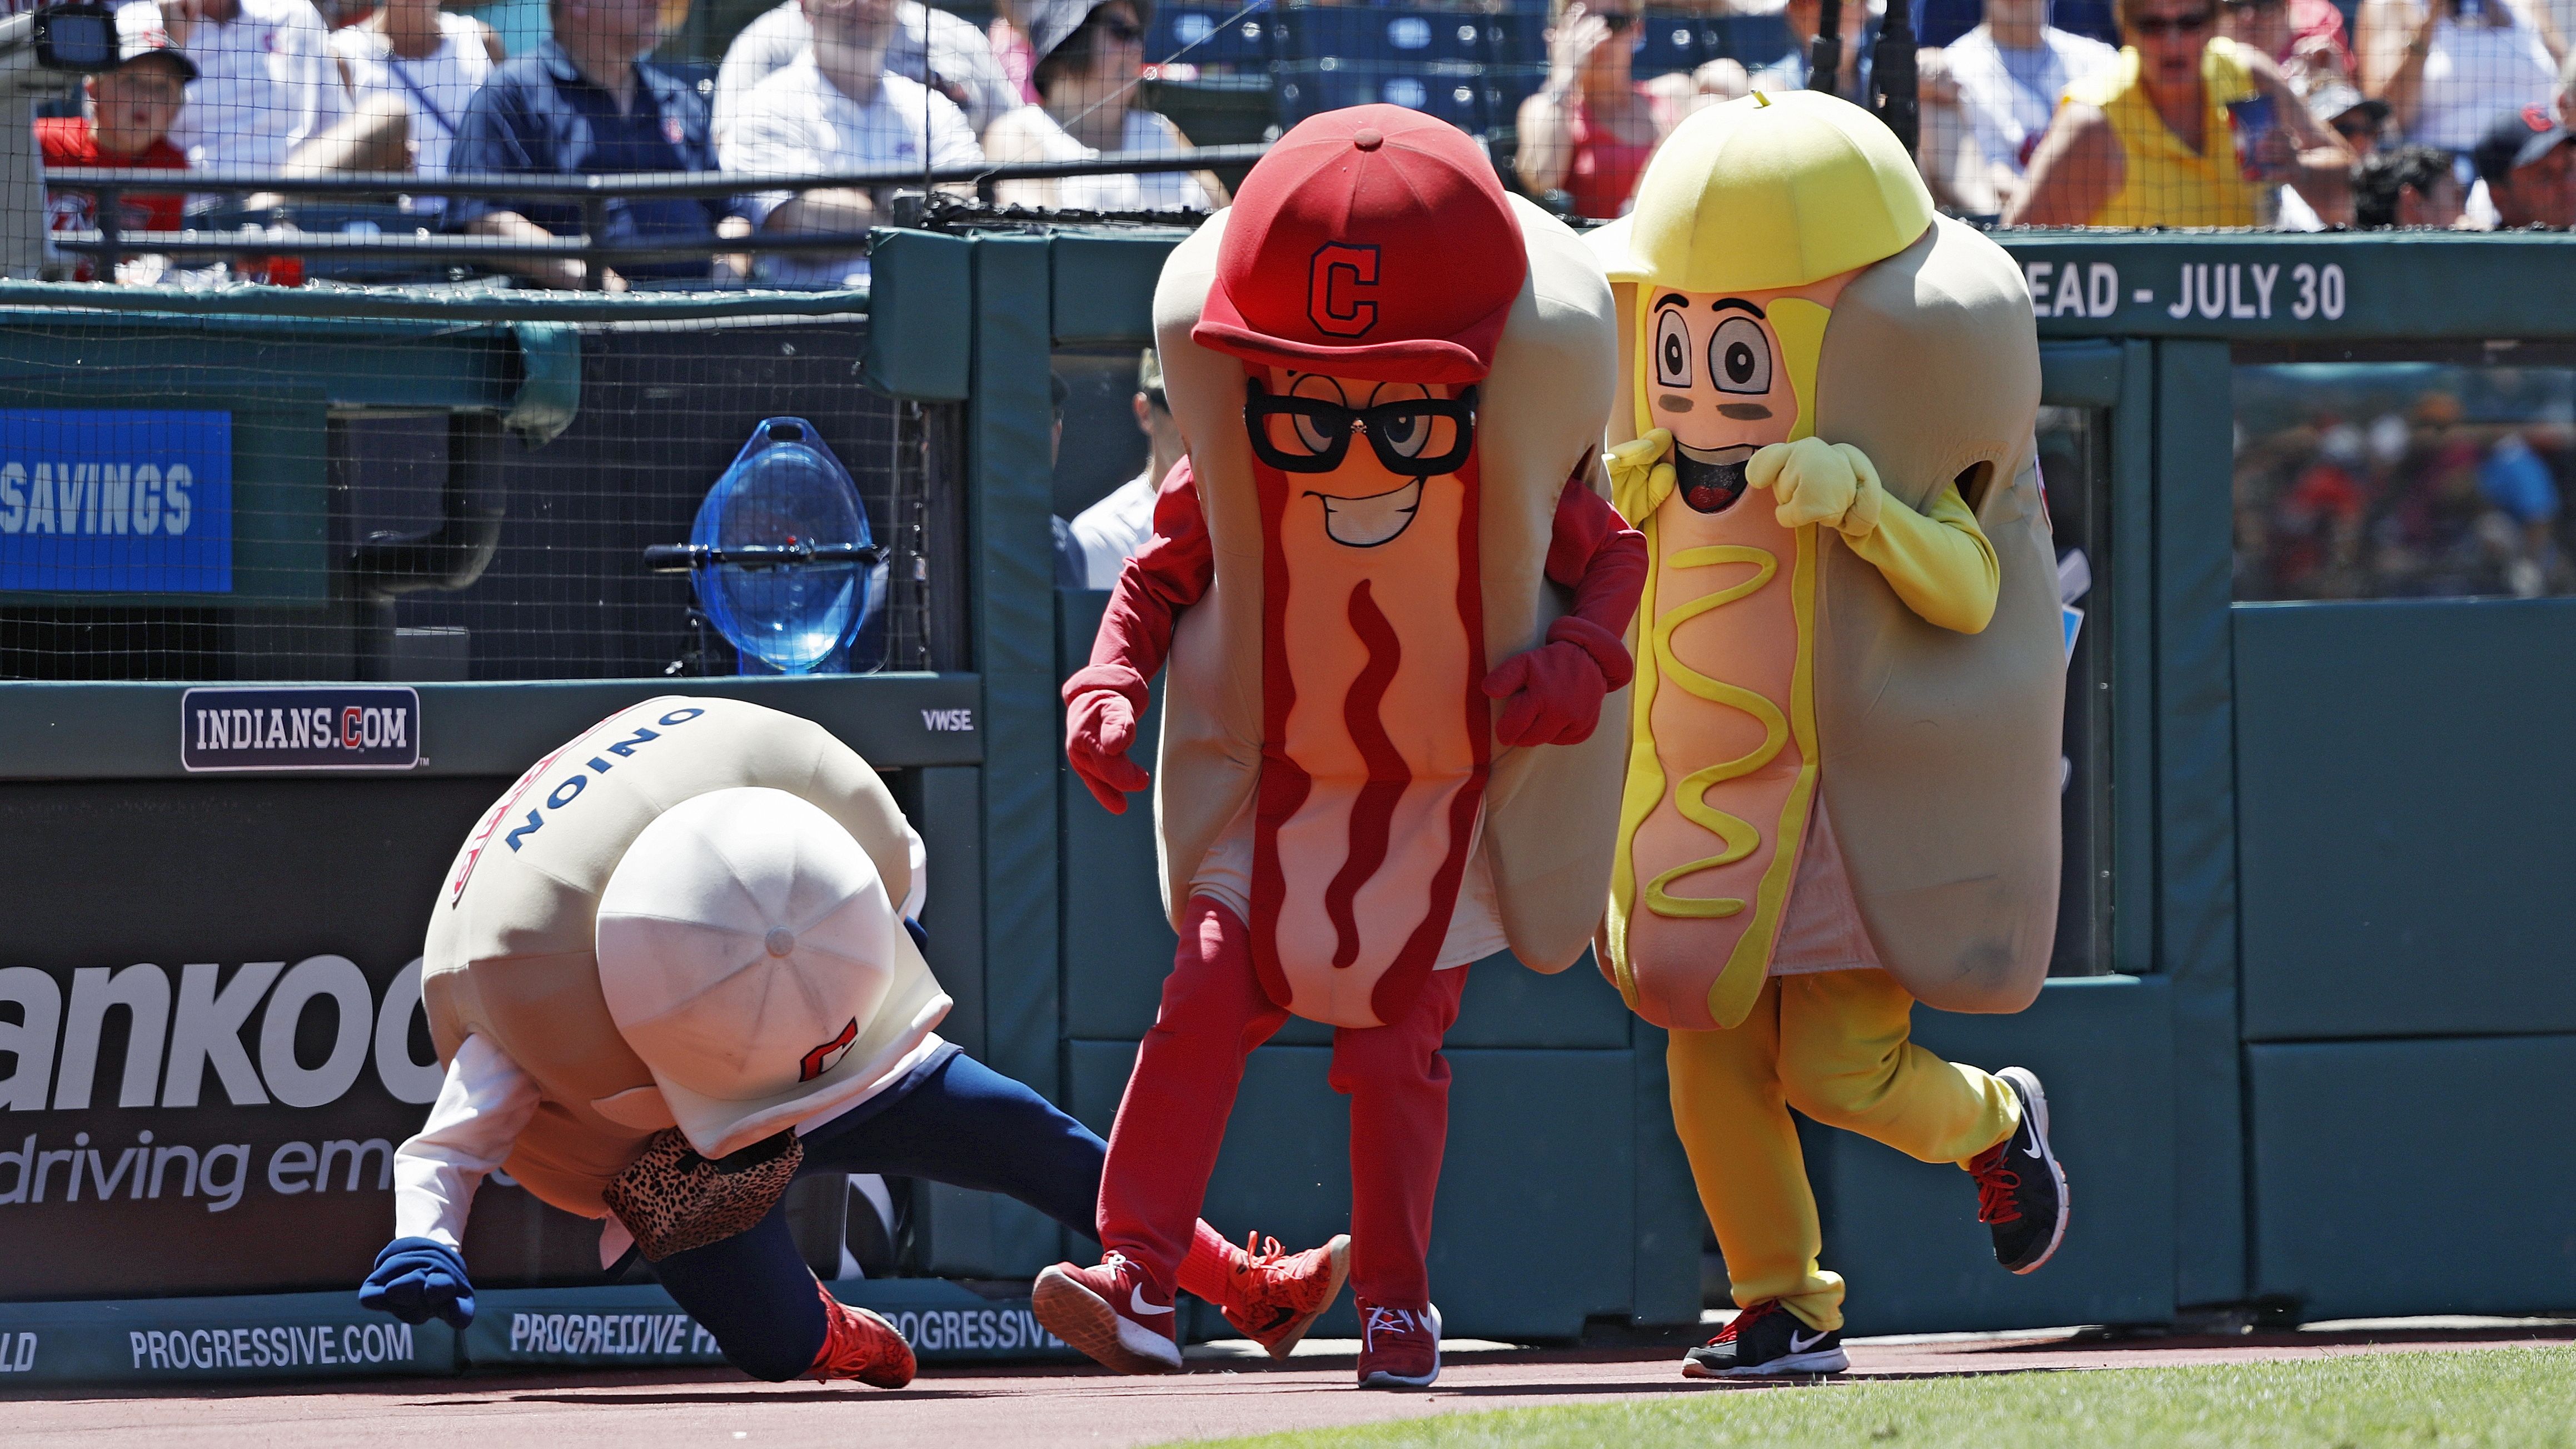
[1873,0,1921,157]
[580,196,610,289]
[1810,0,1843,95]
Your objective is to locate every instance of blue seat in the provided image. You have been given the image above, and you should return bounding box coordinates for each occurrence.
[1634,11,1707,75]
[1480,9,1547,68]
[1275,60,1492,130]
[1712,12,1794,67]
[2050,0,2121,46]
[1152,3,1274,69]
[1271,4,1487,66]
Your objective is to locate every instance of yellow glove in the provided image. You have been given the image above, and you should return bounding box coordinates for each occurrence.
[1606,429,1676,525]
[1745,436,1884,537]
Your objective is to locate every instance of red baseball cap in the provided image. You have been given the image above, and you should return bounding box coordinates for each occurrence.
[1194,106,1525,386]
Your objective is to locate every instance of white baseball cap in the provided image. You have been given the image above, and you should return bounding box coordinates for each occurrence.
[595,787,908,1159]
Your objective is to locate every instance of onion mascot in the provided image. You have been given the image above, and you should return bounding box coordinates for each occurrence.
[1043,106,1647,1389]
[356,696,1348,1385]
[1586,91,2071,1378]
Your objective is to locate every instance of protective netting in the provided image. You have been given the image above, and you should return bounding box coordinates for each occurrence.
[8,0,2568,298]
[0,297,964,681]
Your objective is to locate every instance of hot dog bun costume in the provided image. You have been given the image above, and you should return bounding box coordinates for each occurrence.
[1045,107,1646,1386]
[1582,93,2071,1361]
[367,698,1349,1384]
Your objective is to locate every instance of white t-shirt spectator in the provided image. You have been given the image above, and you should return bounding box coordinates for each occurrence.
[330,14,495,181]
[996,104,1210,212]
[1069,467,1158,589]
[712,0,1019,142]
[138,0,351,173]
[1944,26,2117,178]
[721,57,983,287]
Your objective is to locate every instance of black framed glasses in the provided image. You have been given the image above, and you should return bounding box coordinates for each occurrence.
[1243,380,1479,476]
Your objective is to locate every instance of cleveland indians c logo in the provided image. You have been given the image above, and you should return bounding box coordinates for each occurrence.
[1308,243,1381,338]
[799,1017,860,1082]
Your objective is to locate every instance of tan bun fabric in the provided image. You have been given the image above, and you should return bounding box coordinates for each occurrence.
[1149,194,1627,976]
[1808,215,2060,1013]
[423,696,946,1217]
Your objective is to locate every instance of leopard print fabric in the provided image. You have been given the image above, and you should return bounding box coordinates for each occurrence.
[602,1127,804,1262]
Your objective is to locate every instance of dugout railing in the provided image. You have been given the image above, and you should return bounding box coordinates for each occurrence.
[2,227,2574,1385]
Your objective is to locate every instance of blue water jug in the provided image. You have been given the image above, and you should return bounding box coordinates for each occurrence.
[686,417,885,674]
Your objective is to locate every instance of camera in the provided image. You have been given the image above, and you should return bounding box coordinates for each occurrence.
[29,3,122,74]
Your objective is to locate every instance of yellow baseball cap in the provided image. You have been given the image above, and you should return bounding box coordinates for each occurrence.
[1587,89,1932,296]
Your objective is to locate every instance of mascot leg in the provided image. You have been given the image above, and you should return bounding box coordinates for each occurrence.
[1327,966,1470,1311]
[1772,970,2018,1175]
[650,1202,836,1381]
[1095,895,1292,1294]
[1666,980,1847,1333]
[1774,970,2066,1276]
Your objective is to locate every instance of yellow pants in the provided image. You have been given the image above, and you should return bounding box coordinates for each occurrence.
[1667,969,2020,1333]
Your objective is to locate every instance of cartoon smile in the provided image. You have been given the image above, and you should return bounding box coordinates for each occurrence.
[1309,479,1422,547]
[1674,443,1757,514]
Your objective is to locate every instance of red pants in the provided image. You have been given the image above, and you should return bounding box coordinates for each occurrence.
[1097,895,1468,1309]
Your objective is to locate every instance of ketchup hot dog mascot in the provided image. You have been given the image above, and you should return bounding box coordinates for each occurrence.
[355,696,1347,1384]
[1586,91,2071,1378]
[1041,106,1646,1388]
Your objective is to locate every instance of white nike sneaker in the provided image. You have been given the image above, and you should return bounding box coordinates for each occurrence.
[1681,1300,1848,1378]
[1032,1252,1183,1374]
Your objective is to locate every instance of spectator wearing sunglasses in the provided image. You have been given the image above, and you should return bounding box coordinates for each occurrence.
[984,0,1224,211]
[2009,0,2351,225]
[1516,1,1664,219]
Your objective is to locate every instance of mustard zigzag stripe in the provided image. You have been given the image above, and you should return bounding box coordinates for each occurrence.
[1641,545,1783,918]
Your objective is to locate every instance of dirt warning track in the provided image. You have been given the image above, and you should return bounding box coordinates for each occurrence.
[6,1321,2571,1448]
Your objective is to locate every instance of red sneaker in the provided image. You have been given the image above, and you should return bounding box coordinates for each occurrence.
[1354,1299,1441,1389]
[1032,1252,1182,1374]
[1219,1232,1351,1359]
[805,1280,916,1388]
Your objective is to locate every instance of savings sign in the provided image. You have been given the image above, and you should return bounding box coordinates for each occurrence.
[0,410,231,594]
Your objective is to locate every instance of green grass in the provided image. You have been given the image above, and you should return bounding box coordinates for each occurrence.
[1182,1346,2576,1449]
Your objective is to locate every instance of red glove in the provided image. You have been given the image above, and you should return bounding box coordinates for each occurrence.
[1065,686,1152,814]
[1480,481,1648,748]
[1483,640,1605,746]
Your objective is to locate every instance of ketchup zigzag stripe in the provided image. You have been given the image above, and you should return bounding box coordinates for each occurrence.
[1324,579,1406,970]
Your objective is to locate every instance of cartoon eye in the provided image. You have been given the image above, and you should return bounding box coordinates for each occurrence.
[1653,309,1692,389]
[1710,317,1771,395]
[1287,374,1348,454]
[1377,407,1431,457]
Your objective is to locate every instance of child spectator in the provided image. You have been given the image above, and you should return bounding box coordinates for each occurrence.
[42,8,196,282]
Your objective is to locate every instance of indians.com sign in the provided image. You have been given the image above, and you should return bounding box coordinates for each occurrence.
[0,957,440,1213]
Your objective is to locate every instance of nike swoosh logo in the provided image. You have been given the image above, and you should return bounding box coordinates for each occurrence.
[1128,1286,1174,1317]
[1789,1328,1828,1353]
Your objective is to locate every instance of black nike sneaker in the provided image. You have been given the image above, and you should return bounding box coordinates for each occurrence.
[1969,1065,2070,1274]
[1680,1299,1848,1378]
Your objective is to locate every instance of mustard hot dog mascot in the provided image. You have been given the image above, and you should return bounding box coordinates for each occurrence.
[1042,106,1647,1389]
[354,696,1348,1384]
[1586,92,2071,1378]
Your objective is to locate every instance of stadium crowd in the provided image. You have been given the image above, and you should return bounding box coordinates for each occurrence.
[32,0,2576,285]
